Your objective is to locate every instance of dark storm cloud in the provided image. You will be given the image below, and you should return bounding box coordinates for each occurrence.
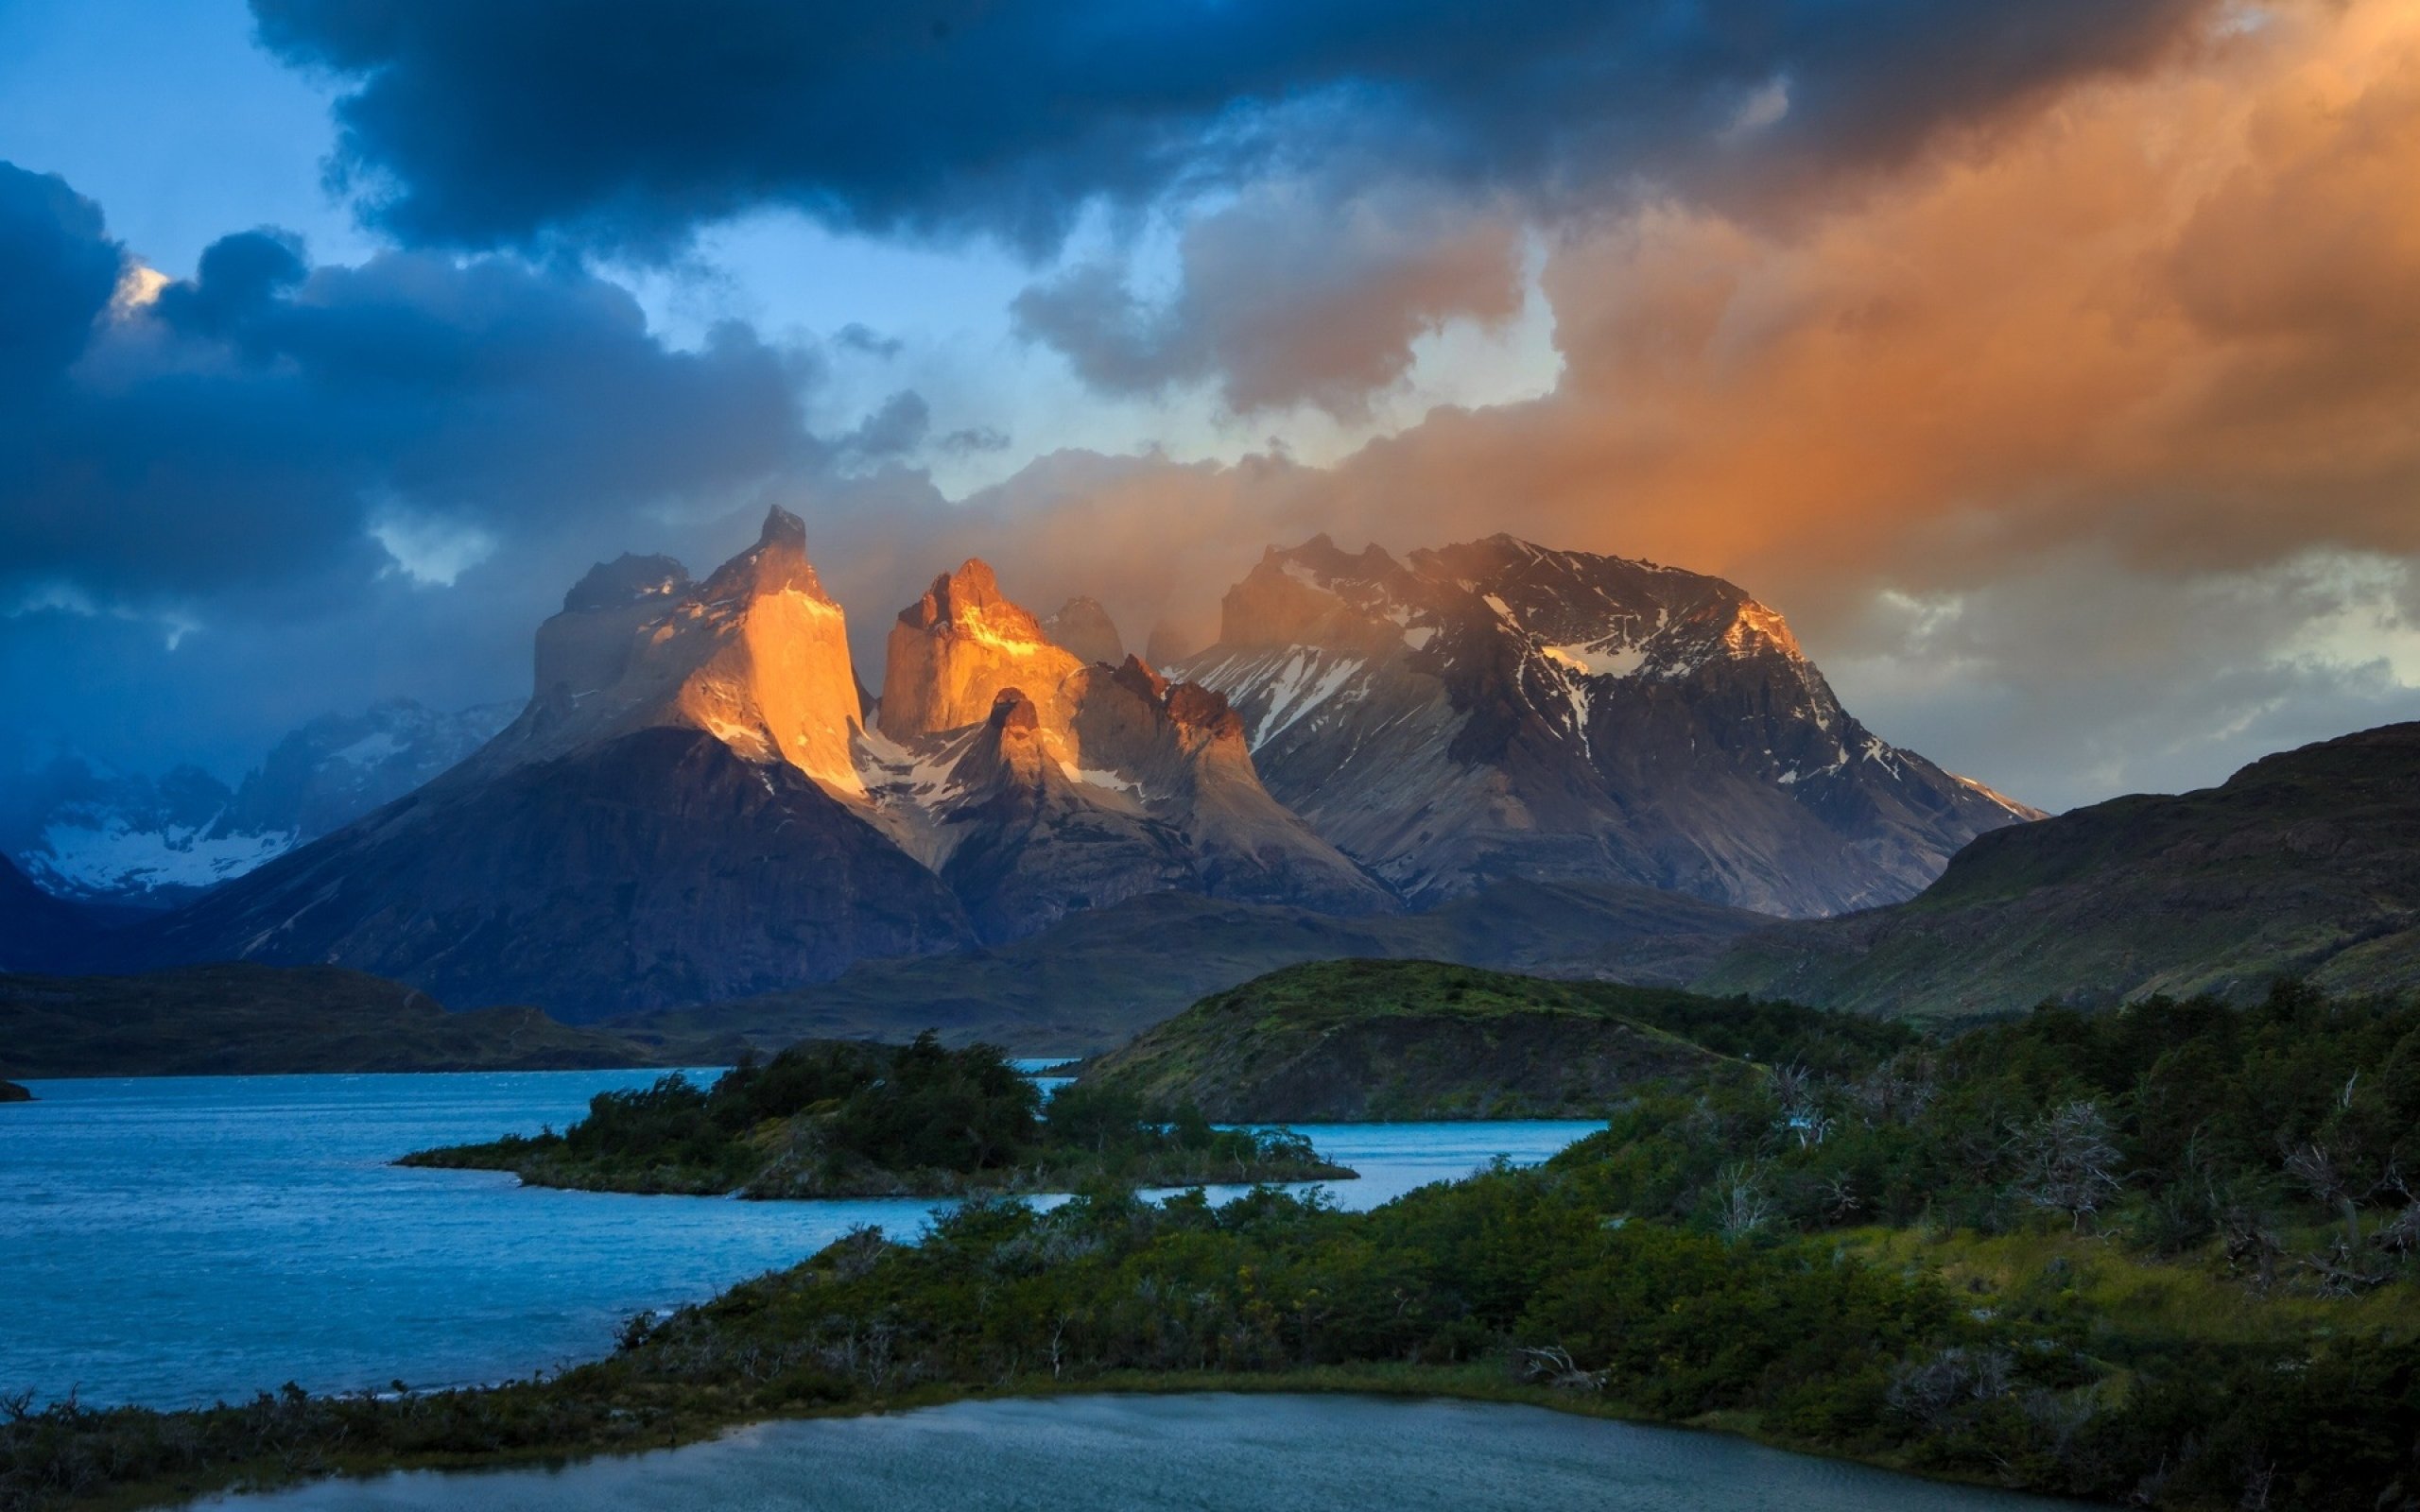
[249,0,2219,259]
[0,165,122,394]
[1011,183,1526,416]
[0,162,814,608]
[0,160,879,776]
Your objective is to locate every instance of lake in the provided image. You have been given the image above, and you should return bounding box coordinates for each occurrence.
[191,1393,2071,1510]
[0,1071,1599,1410]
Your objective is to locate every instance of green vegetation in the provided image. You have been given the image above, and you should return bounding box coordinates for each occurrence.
[401,1033,1354,1197]
[1699,722,2420,1019]
[1080,959,1910,1120]
[0,965,733,1078]
[15,980,2420,1511]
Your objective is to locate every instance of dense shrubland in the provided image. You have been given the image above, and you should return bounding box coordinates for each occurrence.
[12,984,2420,1511]
[400,1032,1346,1195]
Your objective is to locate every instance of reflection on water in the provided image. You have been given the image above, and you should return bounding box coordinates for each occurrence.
[196,1393,2073,1511]
[0,1074,1596,1409]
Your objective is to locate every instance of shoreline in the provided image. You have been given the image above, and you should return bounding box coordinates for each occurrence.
[45,1366,2078,1512]
[392,1147,1359,1200]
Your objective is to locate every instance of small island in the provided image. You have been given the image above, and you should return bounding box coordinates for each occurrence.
[401,1032,1354,1196]
[0,1078,31,1102]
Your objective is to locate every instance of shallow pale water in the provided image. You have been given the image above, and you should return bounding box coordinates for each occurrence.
[0,1073,1597,1409]
[192,1393,2071,1510]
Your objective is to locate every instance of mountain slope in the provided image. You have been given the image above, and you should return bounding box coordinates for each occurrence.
[1,700,513,912]
[221,698,518,839]
[859,559,1393,937]
[1696,721,2420,1019]
[0,850,97,972]
[614,878,1772,1055]
[1175,534,2035,917]
[146,726,975,1021]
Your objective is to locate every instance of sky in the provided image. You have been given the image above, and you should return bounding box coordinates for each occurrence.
[1,0,2416,813]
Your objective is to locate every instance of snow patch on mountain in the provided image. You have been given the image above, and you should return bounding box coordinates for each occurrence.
[26,816,296,898]
[1542,642,1648,679]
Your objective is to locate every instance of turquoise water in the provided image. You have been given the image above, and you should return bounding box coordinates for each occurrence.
[194,1393,2071,1510]
[0,1073,1597,1410]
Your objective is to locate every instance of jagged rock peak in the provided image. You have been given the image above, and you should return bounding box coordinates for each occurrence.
[1165,681,1244,740]
[900,558,1041,636]
[881,559,1076,741]
[760,504,808,549]
[701,505,834,603]
[1111,654,1167,703]
[563,553,692,613]
[1043,595,1126,666]
[987,686,1041,734]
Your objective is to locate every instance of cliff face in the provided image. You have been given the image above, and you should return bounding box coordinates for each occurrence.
[1175,534,2036,917]
[879,560,1089,741]
[487,507,868,796]
[862,562,1395,939]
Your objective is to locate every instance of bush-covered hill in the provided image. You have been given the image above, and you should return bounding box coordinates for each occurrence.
[1699,722,2420,1020]
[1079,959,1909,1120]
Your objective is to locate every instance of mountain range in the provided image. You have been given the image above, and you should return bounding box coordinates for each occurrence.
[0,699,513,912]
[1173,534,2036,915]
[9,508,2038,1023]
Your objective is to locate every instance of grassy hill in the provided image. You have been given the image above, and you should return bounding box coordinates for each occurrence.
[0,964,735,1078]
[1697,721,2420,1021]
[620,880,1770,1056]
[1077,959,1909,1120]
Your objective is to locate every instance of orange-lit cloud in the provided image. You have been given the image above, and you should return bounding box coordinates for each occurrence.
[868,0,2420,805]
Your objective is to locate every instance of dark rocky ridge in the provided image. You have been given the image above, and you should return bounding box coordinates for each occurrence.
[1697,721,2420,1019]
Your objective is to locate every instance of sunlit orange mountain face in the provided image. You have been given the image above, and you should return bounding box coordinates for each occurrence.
[45,507,2022,1019]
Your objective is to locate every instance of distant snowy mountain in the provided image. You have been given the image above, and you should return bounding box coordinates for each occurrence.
[222,699,521,840]
[2,699,513,910]
[1173,534,2037,916]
